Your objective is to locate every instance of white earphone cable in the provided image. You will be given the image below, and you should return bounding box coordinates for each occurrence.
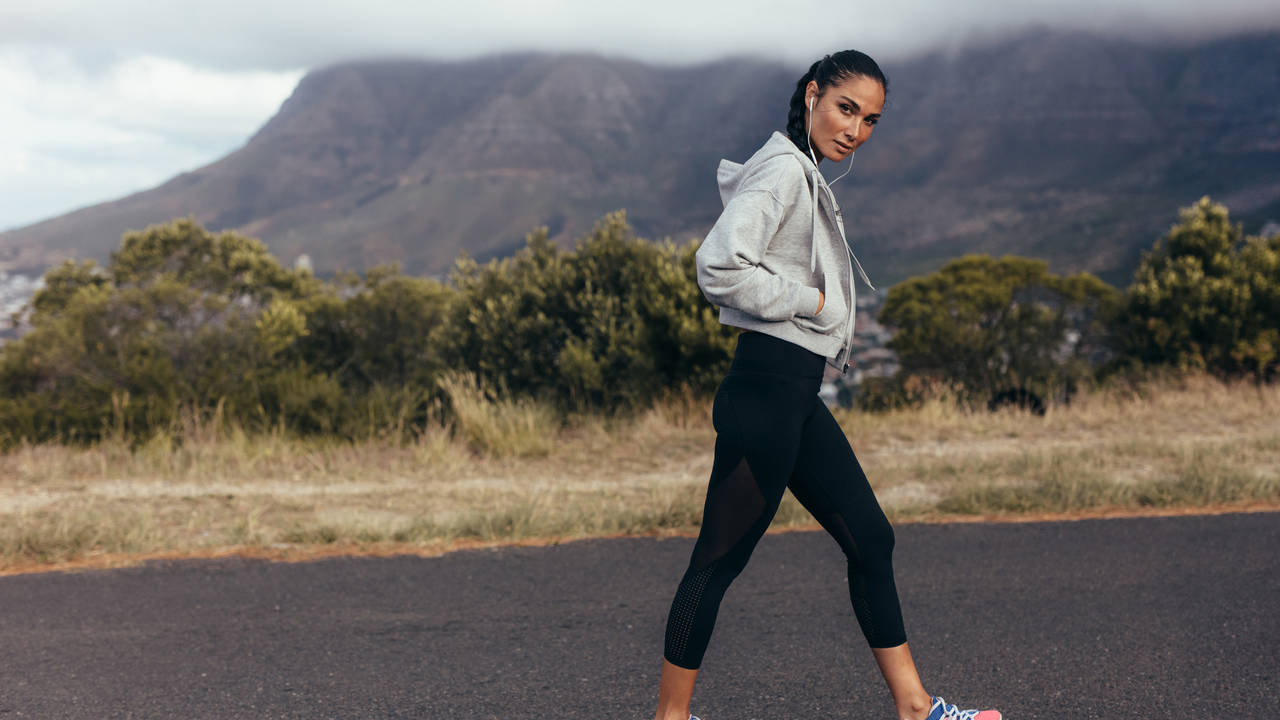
[807,94,854,185]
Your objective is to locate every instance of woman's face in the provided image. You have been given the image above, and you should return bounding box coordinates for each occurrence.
[804,74,884,163]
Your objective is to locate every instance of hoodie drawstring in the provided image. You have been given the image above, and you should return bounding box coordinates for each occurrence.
[809,169,819,274]
[848,241,875,290]
[808,168,874,291]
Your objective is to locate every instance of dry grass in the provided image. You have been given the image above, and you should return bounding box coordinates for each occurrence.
[1,372,1277,573]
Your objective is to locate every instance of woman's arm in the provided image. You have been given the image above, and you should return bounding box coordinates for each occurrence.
[695,188,822,322]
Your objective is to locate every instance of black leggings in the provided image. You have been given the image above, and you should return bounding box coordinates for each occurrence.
[663,330,906,670]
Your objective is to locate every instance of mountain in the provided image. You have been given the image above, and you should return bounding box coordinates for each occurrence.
[2,27,1277,289]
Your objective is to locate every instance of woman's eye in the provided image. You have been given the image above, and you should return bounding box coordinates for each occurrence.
[866,118,877,126]
[840,104,852,113]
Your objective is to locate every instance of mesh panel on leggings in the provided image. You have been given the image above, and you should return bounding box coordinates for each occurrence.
[690,454,764,572]
[666,453,767,668]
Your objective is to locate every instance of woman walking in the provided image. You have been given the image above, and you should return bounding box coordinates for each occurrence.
[652,51,1002,720]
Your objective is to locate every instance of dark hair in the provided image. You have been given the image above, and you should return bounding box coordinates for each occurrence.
[786,50,889,156]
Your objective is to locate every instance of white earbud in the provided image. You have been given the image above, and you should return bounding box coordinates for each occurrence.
[808,96,814,111]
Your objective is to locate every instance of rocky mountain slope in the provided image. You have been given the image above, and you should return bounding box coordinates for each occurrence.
[2,27,1277,288]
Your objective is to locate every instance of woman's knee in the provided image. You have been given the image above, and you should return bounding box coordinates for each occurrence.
[849,511,895,574]
[878,515,896,555]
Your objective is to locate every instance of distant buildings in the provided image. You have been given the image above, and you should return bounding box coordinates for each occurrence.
[819,288,899,408]
[0,271,42,343]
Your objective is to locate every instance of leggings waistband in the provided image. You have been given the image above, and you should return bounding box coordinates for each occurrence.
[729,330,826,380]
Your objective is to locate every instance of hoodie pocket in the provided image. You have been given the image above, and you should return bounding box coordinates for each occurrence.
[792,273,845,334]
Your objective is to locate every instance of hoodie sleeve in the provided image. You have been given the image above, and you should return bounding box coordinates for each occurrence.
[695,186,822,322]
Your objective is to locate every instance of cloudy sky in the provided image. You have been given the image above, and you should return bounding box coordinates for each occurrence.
[2,0,1277,232]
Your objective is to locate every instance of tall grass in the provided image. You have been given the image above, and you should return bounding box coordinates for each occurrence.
[0,370,1276,572]
[436,370,557,458]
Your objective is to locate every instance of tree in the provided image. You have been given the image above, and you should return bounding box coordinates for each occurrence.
[1113,196,1278,380]
[876,254,1119,411]
[0,210,742,447]
[107,216,313,302]
[0,218,325,446]
[440,210,733,413]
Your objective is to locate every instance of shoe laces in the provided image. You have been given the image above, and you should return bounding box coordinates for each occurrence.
[931,696,979,720]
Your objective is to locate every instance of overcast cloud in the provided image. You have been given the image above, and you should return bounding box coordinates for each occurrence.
[2,0,1278,232]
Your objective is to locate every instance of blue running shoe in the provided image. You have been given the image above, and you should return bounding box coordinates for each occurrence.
[924,695,1001,720]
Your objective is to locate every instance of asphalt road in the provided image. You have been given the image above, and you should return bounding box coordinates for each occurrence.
[1,511,1276,719]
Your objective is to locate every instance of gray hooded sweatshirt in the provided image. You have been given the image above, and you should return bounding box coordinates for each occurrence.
[694,130,874,376]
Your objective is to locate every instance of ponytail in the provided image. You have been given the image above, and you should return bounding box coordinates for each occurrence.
[785,59,823,157]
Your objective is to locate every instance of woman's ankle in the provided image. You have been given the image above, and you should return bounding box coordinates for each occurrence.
[895,692,933,720]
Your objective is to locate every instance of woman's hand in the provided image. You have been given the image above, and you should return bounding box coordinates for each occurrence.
[816,291,825,315]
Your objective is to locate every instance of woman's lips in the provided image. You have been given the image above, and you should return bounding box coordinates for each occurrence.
[834,140,853,152]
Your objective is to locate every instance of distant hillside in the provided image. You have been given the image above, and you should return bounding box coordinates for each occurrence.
[1,27,1277,288]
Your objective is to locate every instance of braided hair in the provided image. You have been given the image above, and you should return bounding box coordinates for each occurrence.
[786,50,889,157]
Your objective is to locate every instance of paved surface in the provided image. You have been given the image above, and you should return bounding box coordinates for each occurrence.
[0,511,1276,719]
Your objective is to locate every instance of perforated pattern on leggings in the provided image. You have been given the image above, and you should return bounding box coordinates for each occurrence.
[811,501,890,646]
[664,563,714,663]
[850,593,878,645]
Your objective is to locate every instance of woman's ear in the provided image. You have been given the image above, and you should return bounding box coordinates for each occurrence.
[806,80,819,108]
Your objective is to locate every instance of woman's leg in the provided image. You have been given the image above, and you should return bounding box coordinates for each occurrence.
[785,397,930,719]
[653,659,698,720]
[656,374,811,719]
[871,644,933,720]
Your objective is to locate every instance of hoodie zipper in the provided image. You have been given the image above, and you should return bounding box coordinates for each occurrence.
[832,204,855,375]
[834,204,856,376]
[811,175,872,377]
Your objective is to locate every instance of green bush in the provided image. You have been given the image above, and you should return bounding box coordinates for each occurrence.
[3,197,1274,445]
[440,210,734,414]
[1110,196,1279,380]
[0,218,337,447]
[0,211,736,448]
[875,254,1119,411]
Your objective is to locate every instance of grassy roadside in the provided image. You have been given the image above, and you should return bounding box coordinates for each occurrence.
[1,372,1277,574]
